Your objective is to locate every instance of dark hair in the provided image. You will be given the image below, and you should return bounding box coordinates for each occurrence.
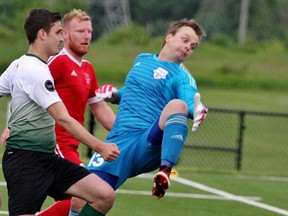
[24,9,61,44]
[161,19,206,48]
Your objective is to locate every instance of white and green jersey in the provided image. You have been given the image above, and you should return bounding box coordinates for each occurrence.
[0,59,18,94]
[4,54,62,153]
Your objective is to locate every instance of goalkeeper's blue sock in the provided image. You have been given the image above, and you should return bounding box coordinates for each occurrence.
[79,204,105,216]
[161,113,188,165]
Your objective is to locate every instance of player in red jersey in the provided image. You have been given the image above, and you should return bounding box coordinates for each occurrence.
[37,9,116,216]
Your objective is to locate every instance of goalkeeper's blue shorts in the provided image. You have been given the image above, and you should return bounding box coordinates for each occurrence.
[86,119,163,189]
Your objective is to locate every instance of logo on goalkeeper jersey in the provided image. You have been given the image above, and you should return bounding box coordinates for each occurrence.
[153,67,168,79]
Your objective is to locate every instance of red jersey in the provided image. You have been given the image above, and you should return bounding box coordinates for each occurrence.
[48,49,99,150]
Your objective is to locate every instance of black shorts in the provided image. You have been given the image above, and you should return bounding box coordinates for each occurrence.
[2,148,91,216]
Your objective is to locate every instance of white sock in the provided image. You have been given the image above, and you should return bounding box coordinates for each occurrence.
[69,209,80,216]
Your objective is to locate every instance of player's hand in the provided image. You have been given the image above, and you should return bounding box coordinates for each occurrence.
[192,93,208,132]
[0,127,10,146]
[99,143,120,162]
[96,84,118,103]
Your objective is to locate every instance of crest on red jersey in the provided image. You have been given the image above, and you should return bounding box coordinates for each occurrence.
[84,73,90,85]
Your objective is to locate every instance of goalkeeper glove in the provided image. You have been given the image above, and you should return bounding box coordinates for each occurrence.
[96,84,118,103]
[192,92,208,132]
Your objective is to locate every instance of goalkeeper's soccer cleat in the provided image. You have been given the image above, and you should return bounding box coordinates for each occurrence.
[152,166,171,199]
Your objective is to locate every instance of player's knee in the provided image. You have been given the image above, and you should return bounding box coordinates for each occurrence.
[103,186,115,202]
[71,197,86,211]
[86,186,115,213]
[96,187,116,211]
[167,99,188,114]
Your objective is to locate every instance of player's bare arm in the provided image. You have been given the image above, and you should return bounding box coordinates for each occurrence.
[47,101,120,161]
[0,127,9,146]
[89,101,116,131]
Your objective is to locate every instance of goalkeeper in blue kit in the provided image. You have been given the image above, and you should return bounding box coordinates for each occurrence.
[71,18,208,215]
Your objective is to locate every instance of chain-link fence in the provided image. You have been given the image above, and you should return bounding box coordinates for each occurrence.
[179,108,288,176]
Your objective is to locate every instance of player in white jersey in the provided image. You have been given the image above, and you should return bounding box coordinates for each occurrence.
[0,9,119,216]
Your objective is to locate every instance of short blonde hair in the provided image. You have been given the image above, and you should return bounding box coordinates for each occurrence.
[161,19,206,48]
[62,9,91,28]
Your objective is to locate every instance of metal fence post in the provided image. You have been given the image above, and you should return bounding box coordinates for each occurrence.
[235,111,246,170]
[87,110,95,158]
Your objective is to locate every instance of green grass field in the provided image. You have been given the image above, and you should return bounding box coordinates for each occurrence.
[1,88,287,215]
[1,165,288,215]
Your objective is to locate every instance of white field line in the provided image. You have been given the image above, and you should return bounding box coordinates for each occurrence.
[0,182,6,186]
[236,175,288,183]
[0,182,8,215]
[116,189,261,201]
[0,181,260,201]
[138,174,288,216]
[0,181,261,201]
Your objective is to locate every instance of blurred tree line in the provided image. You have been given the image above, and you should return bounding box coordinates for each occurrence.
[0,0,287,45]
[0,0,88,41]
[90,0,288,47]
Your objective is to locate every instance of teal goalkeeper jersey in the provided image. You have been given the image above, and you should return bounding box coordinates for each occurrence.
[107,53,197,138]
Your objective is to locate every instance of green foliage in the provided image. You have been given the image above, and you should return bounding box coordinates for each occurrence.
[208,35,287,54]
[0,0,88,41]
[225,38,284,54]
[260,39,287,53]
[130,0,201,36]
[48,0,89,15]
[235,39,261,54]
[97,23,150,46]
[0,39,28,75]
[0,25,14,39]
[196,0,240,40]
[210,33,235,47]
